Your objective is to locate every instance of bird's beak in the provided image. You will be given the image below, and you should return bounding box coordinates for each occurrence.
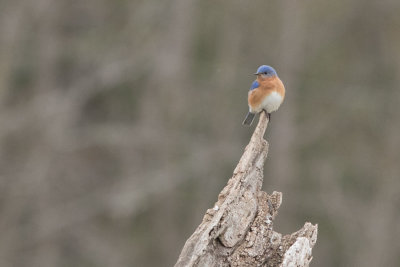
[253,73,259,75]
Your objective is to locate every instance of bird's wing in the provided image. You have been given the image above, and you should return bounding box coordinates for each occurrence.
[249,80,259,91]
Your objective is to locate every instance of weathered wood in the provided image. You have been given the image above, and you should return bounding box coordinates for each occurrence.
[175,112,317,267]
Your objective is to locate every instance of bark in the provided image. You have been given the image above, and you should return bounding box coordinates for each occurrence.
[175,112,318,267]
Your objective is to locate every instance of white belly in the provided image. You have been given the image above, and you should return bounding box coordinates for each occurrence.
[262,91,283,112]
[250,91,283,113]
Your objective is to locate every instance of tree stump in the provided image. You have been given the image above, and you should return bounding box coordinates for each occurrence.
[175,112,317,267]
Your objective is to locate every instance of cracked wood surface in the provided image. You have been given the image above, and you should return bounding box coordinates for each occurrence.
[175,112,317,267]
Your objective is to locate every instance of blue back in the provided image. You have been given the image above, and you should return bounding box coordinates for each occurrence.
[249,80,259,91]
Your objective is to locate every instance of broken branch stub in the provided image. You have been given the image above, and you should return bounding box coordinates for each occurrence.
[175,112,317,267]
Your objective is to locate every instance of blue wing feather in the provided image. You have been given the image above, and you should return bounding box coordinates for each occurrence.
[249,80,259,91]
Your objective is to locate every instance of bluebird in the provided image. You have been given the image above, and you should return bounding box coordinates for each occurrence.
[242,65,285,126]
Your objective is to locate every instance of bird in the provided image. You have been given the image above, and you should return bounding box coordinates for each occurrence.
[242,65,285,126]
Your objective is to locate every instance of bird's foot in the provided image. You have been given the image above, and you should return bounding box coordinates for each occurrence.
[268,113,271,121]
[262,110,271,122]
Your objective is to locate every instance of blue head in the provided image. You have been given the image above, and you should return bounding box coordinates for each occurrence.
[254,65,277,78]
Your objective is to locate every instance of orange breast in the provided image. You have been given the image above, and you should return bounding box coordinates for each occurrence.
[248,76,285,111]
[248,89,265,109]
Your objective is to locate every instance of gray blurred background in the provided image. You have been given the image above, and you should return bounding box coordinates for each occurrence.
[1,0,400,266]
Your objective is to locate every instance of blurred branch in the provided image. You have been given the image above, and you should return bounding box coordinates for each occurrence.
[175,112,318,267]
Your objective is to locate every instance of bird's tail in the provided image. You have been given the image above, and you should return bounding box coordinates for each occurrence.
[242,112,255,126]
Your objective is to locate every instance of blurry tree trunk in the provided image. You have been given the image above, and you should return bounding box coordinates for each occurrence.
[175,112,317,267]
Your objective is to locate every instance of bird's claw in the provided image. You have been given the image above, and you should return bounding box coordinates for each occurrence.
[262,110,271,121]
